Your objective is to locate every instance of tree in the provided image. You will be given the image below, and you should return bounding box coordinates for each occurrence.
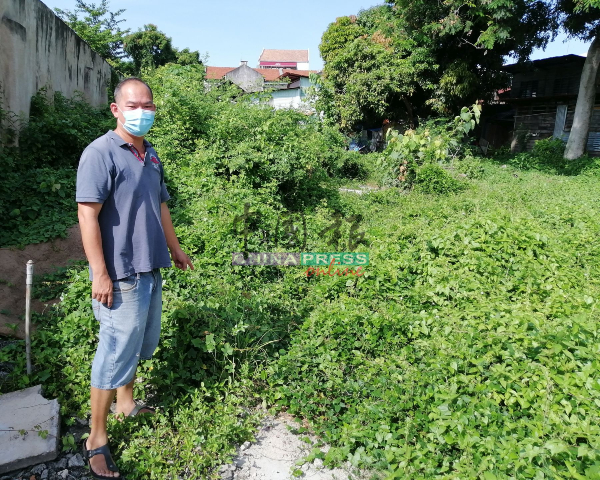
[319,1,556,131]
[175,48,202,66]
[123,24,202,75]
[123,24,177,72]
[387,0,600,159]
[55,0,129,66]
[319,7,436,131]
[560,0,600,159]
[386,0,557,111]
[56,2,202,77]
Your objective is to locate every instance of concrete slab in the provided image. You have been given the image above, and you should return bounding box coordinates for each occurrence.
[0,385,60,474]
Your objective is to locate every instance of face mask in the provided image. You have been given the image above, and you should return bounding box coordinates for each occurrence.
[117,106,155,137]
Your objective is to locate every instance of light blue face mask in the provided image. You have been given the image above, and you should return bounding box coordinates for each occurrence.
[118,107,156,137]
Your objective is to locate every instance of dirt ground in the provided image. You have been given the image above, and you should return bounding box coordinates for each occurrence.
[0,224,86,339]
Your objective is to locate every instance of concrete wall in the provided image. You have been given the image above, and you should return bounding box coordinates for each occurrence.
[0,0,113,118]
[225,65,264,93]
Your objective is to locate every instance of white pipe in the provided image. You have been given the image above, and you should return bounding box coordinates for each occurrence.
[25,259,34,375]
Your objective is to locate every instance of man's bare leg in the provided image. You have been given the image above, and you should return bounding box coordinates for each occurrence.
[114,372,154,416]
[86,387,119,478]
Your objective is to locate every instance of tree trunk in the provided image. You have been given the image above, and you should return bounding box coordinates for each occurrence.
[402,97,415,129]
[564,35,600,160]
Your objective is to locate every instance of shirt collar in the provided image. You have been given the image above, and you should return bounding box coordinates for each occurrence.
[107,130,152,149]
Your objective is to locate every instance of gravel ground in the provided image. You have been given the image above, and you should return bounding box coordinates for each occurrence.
[1,453,90,480]
[217,412,376,480]
[2,412,377,480]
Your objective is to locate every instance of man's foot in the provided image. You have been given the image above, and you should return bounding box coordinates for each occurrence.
[114,401,155,419]
[83,438,121,479]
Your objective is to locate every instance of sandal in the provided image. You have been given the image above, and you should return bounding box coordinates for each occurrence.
[110,402,155,418]
[128,403,155,417]
[82,438,124,479]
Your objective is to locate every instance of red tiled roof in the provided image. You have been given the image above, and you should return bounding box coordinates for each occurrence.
[260,69,285,81]
[205,66,235,79]
[205,66,320,83]
[259,49,309,62]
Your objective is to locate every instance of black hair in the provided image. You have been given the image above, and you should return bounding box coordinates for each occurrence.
[113,77,153,103]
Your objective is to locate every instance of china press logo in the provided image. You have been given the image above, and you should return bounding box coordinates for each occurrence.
[231,203,369,277]
[232,252,368,277]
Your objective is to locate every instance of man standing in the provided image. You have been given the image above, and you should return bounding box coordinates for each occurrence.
[76,77,193,479]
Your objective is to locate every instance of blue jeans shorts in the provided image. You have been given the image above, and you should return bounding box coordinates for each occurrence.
[91,268,162,390]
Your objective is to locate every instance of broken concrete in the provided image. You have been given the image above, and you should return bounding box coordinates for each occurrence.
[0,385,60,474]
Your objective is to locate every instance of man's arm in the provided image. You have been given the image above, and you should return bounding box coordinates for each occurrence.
[78,202,114,307]
[161,202,194,271]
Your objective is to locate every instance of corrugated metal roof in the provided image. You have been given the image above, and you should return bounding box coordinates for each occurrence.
[279,70,319,79]
[502,54,586,73]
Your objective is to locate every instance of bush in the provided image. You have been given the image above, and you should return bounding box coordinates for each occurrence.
[144,64,352,210]
[0,89,111,246]
[0,168,77,246]
[17,88,113,169]
[268,181,600,478]
[378,104,482,190]
[508,137,600,175]
[334,150,370,179]
[414,163,465,194]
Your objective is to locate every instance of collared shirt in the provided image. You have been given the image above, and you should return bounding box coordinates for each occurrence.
[75,130,172,281]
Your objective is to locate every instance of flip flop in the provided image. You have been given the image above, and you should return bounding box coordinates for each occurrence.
[128,403,155,416]
[110,402,156,418]
[82,438,124,479]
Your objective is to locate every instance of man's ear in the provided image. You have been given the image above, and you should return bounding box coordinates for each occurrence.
[110,103,119,119]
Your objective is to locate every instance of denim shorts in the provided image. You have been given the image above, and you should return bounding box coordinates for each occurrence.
[90,268,162,390]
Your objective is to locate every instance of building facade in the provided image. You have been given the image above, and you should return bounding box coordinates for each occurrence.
[500,54,600,154]
[205,62,319,111]
[258,49,309,70]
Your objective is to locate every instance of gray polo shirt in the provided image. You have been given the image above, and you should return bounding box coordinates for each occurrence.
[76,130,172,281]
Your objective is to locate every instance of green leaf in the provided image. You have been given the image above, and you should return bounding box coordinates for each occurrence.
[205,334,215,352]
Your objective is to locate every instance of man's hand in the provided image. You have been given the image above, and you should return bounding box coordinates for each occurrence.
[171,247,194,271]
[92,272,114,307]
[78,202,113,306]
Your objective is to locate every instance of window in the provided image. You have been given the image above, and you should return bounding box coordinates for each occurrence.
[553,77,578,95]
[519,80,539,98]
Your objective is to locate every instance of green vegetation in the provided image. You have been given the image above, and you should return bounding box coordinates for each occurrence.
[376,104,481,192]
[269,165,600,478]
[0,89,113,247]
[2,46,600,480]
[317,1,554,130]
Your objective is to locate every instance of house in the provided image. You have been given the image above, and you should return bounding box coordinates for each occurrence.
[205,62,320,111]
[268,70,317,111]
[258,49,309,70]
[499,54,600,153]
[205,62,287,92]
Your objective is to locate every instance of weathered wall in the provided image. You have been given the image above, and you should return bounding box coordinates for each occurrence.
[225,65,264,93]
[0,0,113,118]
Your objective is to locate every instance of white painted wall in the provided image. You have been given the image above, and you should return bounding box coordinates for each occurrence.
[269,78,314,112]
